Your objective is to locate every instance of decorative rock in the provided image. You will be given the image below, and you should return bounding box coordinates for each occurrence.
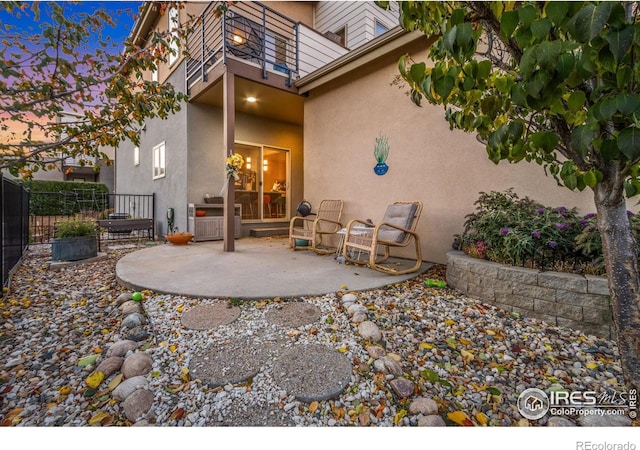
[4,357,24,369]
[358,321,382,342]
[389,378,414,398]
[106,340,138,358]
[120,301,143,315]
[351,312,367,323]
[347,304,367,316]
[121,351,153,379]
[116,293,133,305]
[93,356,124,378]
[112,375,149,401]
[418,415,446,427]
[373,356,403,376]
[366,345,386,359]
[121,312,147,329]
[122,389,154,422]
[125,327,150,342]
[386,352,402,362]
[547,416,576,427]
[341,293,358,306]
[578,410,633,427]
[409,397,439,416]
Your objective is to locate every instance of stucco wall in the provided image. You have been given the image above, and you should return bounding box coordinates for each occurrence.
[303,37,601,264]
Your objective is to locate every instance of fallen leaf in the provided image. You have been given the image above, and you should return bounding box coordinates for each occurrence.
[444,319,455,326]
[475,412,488,426]
[359,412,371,426]
[445,337,457,349]
[93,348,103,354]
[85,371,104,389]
[393,409,407,425]
[107,373,123,391]
[461,349,474,362]
[309,401,319,414]
[586,362,598,370]
[169,344,178,352]
[447,411,474,426]
[88,411,110,426]
[169,408,185,421]
[78,354,99,367]
[459,338,472,346]
[419,342,435,350]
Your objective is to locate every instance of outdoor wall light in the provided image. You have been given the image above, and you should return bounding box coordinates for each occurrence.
[233,34,245,45]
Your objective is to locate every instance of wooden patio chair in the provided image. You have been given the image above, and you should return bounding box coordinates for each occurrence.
[342,201,423,275]
[289,199,344,254]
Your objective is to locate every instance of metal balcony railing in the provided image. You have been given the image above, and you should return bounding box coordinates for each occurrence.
[186,1,299,90]
[185,1,349,92]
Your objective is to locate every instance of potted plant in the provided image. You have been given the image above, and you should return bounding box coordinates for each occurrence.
[51,218,98,261]
[165,224,194,246]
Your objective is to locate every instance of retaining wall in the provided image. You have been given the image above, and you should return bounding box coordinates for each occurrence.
[445,251,613,339]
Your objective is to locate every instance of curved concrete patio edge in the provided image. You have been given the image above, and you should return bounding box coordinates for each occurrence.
[115,238,431,299]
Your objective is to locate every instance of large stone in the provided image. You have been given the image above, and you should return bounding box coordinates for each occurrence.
[105,340,138,358]
[116,293,133,305]
[347,304,367,316]
[373,356,403,376]
[120,301,143,315]
[121,352,153,379]
[389,378,414,398]
[93,357,124,378]
[409,397,439,416]
[341,293,358,306]
[112,375,148,401]
[366,345,386,359]
[418,415,446,427]
[122,389,154,422]
[546,416,576,427]
[351,312,367,324]
[358,321,382,342]
[121,312,147,329]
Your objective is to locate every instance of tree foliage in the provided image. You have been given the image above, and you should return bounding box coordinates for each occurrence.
[0,1,198,178]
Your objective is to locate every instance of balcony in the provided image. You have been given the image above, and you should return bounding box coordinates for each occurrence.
[185,1,348,94]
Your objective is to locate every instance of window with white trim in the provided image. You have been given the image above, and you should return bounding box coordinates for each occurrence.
[134,146,140,166]
[168,8,179,66]
[153,142,166,179]
[374,20,389,37]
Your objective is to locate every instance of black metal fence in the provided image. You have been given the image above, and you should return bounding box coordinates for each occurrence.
[29,192,155,244]
[1,175,30,288]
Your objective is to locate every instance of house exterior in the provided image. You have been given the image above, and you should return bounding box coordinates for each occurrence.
[118,1,604,263]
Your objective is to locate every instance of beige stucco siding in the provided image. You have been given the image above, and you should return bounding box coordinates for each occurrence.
[303,39,600,264]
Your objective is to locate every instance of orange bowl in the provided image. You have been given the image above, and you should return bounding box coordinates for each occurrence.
[195,210,206,217]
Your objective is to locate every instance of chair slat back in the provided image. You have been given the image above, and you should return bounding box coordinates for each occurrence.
[317,199,344,223]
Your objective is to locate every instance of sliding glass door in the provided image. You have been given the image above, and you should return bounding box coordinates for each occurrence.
[234,143,289,222]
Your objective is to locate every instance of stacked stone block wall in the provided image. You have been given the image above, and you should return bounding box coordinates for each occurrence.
[445,251,613,339]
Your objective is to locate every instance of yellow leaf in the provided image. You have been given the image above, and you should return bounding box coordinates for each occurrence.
[93,348,103,354]
[586,362,598,370]
[159,341,168,347]
[461,349,474,361]
[419,343,435,349]
[394,409,407,425]
[485,329,496,336]
[447,411,474,426]
[444,319,455,325]
[107,373,123,391]
[85,371,105,389]
[59,386,72,395]
[169,344,178,352]
[459,338,472,346]
[88,411,110,426]
[338,347,347,353]
[176,305,184,313]
[340,285,347,290]
[309,401,319,414]
[475,412,488,426]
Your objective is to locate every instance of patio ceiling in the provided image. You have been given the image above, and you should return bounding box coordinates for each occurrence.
[193,76,304,126]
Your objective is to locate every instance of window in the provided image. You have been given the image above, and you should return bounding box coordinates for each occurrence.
[168,7,179,66]
[151,66,158,82]
[375,20,389,37]
[134,146,140,166]
[153,142,165,179]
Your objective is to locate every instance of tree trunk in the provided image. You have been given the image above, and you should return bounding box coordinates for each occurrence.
[594,181,640,391]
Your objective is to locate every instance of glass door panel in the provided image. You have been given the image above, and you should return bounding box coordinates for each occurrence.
[234,143,260,221]
[262,147,288,220]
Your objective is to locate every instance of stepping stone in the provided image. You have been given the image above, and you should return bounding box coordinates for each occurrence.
[273,343,352,402]
[265,302,321,328]
[181,303,241,330]
[188,337,268,388]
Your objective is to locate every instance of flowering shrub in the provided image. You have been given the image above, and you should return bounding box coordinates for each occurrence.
[456,189,640,275]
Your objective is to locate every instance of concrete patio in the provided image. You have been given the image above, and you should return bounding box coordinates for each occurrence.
[115,236,431,298]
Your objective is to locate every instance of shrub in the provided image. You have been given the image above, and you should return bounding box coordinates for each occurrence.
[54,219,97,238]
[459,189,581,265]
[25,181,109,216]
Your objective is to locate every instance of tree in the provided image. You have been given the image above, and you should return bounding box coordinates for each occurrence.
[0,1,201,178]
[387,0,640,390]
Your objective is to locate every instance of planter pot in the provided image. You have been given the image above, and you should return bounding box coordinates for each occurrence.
[51,236,98,261]
[294,239,309,247]
[166,233,194,245]
[373,162,389,175]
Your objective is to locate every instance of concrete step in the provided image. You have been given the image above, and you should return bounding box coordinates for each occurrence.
[250,227,289,238]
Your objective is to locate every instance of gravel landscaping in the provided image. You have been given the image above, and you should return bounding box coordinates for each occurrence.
[0,242,635,429]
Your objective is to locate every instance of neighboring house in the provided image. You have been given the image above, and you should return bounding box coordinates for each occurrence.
[118,1,600,263]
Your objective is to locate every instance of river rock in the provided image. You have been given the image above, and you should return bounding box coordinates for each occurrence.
[373,356,403,376]
[121,352,153,379]
[418,415,446,426]
[94,356,124,378]
[389,378,414,398]
[120,301,142,315]
[547,416,576,427]
[358,321,382,342]
[112,375,149,401]
[122,389,154,422]
[409,397,439,416]
[105,340,138,358]
[341,293,358,306]
[121,312,147,329]
[366,345,386,359]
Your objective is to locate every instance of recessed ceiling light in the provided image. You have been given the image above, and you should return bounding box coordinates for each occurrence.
[247,96,257,103]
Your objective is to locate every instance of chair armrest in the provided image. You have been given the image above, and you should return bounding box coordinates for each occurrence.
[313,218,343,233]
[344,218,374,240]
[373,221,416,244]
